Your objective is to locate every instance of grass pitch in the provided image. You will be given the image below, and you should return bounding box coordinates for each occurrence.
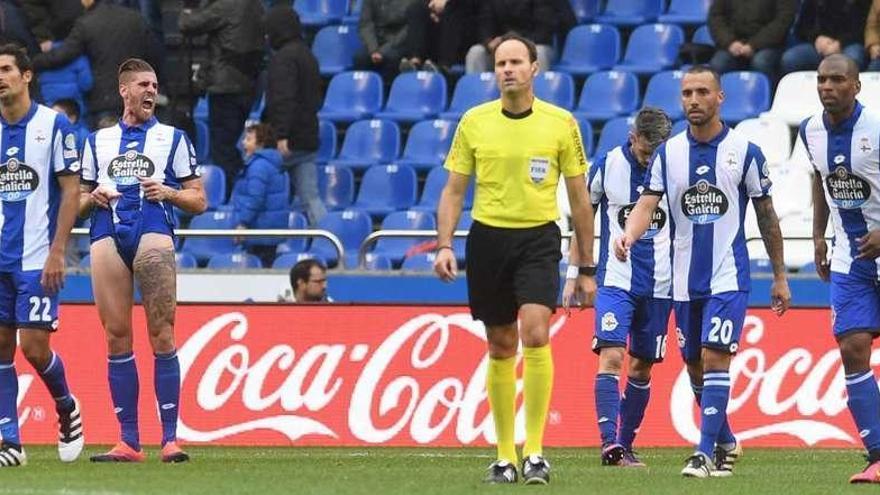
[0,446,873,494]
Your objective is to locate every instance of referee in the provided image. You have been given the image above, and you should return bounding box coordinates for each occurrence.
[433,33,597,485]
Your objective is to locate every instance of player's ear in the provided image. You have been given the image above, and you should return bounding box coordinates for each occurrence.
[21,69,32,85]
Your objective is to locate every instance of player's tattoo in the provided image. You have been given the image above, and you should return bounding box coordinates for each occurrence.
[753,196,785,277]
[133,248,177,333]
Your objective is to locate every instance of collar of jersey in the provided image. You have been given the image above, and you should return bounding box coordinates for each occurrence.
[118,116,158,133]
[500,107,533,120]
[621,141,642,169]
[685,122,729,148]
[822,100,863,133]
[0,101,38,128]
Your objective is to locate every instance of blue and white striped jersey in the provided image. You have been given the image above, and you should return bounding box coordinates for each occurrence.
[801,102,880,280]
[644,126,771,301]
[0,103,79,271]
[590,143,671,298]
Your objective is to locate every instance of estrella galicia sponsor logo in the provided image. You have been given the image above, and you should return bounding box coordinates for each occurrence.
[681,179,728,224]
[0,158,39,201]
[826,166,870,209]
[617,203,667,239]
[108,150,155,185]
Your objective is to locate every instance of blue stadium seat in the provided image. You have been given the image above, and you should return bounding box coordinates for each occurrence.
[658,0,711,25]
[198,164,226,210]
[182,210,239,263]
[643,70,686,121]
[672,119,688,135]
[207,252,263,269]
[312,24,363,76]
[318,71,384,123]
[372,210,437,267]
[375,71,448,123]
[401,252,437,272]
[317,120,337,164]
[293,0,347,27]
[342,0,362,25]
[578,118,595,158]
[307,209,372,267]
[614,24,685,75]
[194,120,210,163]
[328,119,401,170]
[570,0,600,23]
[594,116,635,158]
[573,70,639,122]
[75,219,91,256]
[194,96,208,122]
[439,73,499,120]
[79,255,91,269]
[317,165,355,211]
[692,24,713,45]
[798,261,817,274]
[720,71,771,123]
[352,164,417,217]
[411,166,475,213]
[553,24,621,75]
[175,252,198,269]
[396,119,456,171]
[596,0,664,26]
[534,71,575,110]
[273,252,328,269]
[750,258,773,274]
[363,252,392,271]
[451,209,472,264]
[274,211,310,255]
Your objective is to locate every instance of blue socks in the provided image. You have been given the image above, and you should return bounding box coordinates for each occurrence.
[154,351,181,446]
[697,371,731,456]
[618,377,650,450]
[38,352,74,414]
[108,352,140,451]
[595,373,620,445]
[692,380,736,448]
[846,371,880,453]
[0,360,19,446]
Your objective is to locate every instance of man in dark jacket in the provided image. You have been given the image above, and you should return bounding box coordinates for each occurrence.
[265,5,326,225]
[21,0,82,51]
[179,0,264,188]
[781,0,872,73]
[355,0,420,81]
[464,0,556,73]
[708,0,797,81]
[32,0,160,127]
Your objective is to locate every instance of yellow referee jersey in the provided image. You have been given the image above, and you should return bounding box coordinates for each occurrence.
[444,98,588,229]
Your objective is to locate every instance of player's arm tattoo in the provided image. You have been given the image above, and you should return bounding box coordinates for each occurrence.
[753,196,786,278]
[133,248,177,336]
[812,171,830,243]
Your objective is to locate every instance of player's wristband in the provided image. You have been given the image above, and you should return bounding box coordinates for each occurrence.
[578,265,597,277]
[436,245,453,253]
[565,265,579,279]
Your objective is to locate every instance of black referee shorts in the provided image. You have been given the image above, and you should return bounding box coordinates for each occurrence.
[465,220,562,326]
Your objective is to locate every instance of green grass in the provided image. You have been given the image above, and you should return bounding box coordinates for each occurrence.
[0,446,874,494]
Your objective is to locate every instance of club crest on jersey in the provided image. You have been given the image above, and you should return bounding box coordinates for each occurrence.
[0,158,39,201]
[617,202,666,239]
[108,151,155,186]
[826,166,870,209]
[528,157,550,183]
[681,179,728,224]
[64,133,76,150]
[601,312,619,331]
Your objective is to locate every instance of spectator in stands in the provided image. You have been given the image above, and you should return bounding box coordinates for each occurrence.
[32,0,162,128]
[51,98,89,153]
[264,5,327,226]
[708,0,797,81]
[464,0,555,74]
[400,0,478,74]
[356,0,421,81]
[179,0,265,192]
[22,0,82,53]
[866,0,880,71]
[289,259,329,303]
[106,0,162,43]
[39,40,92,117]
[781,0,872,74]
[1,0,40,54]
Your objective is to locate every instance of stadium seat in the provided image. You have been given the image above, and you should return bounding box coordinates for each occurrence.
[768,165,812,219]
[735,117,791,165]
[307,209,372,268]
[788,133,813,173]
[198,164,226,210]
[763,71,821,126]
[328,119,401,170]
[578,118,595,158]
[372,210,437,267]
[312,24,363,76]
[857,72,880,109]
[553,24,621,76]
[596,0,664,26]
[451,209,472,264]
[720,71,770,123]
[207,252,263,269]
[293,0,347,27]
[749,258,773,274]
[573,70,639,122]
[412,166,475,213]
[692,24,713,45]
[274,211,311,255]
[643,71,686,121]
[658,0,711,25]
[318,71,384,123]
[175,252,198,269]
[439,73,499,120]
[79,255,91,269]
[352,164,418,217]
[401,252,437,272]
[671,119,688,135]
[342,0,361,24]
[363,252,392,271]
[194,96,208,122]
[595,116,635,158]
[317,120,337,164]
[181,210,239,263]
[194,120,210,163]
[534,71,575,110]
[614,23,685,74]
[396,119,456,171]
[570,0,601,23]
[375,71,448,123]
[317,165,355,211]
[272,252,328,269]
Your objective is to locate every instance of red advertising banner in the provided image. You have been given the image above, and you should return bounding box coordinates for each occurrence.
[13,305,851,447]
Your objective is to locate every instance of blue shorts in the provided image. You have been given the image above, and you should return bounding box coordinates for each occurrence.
[591,287,673,363]
[673,291,748,363]
[0,270,59,331]
[91,200,174,269]
[830,272,880,338]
